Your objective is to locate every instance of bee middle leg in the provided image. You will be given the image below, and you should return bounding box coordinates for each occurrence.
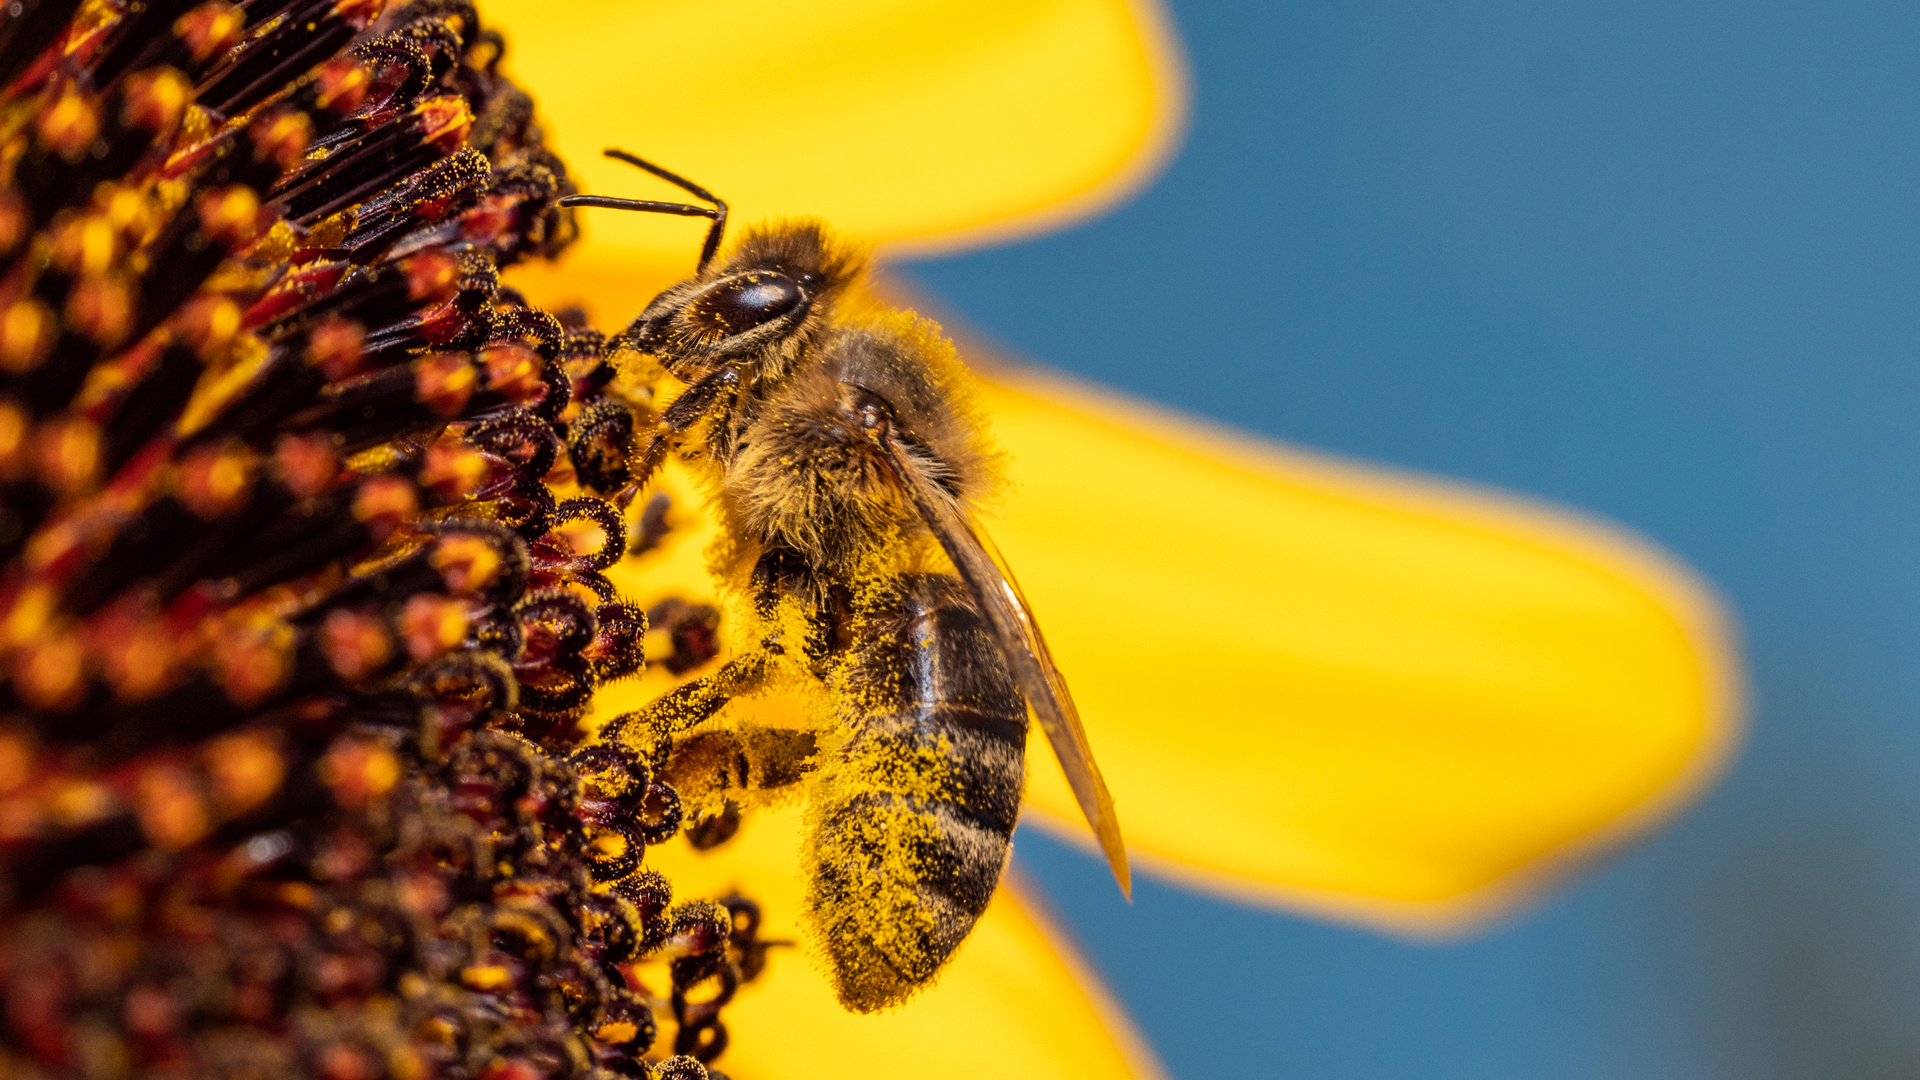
[600,545,833,768]
[599,651,773,767]
[749,544,850,666]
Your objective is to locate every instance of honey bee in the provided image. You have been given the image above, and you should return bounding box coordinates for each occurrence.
[563,154,1128,1013]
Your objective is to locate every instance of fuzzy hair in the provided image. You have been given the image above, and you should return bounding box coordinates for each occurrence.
[721,311,1006,582]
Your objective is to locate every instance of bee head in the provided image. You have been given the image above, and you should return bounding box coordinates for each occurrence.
[622,221,864,382]
[726,316,1002,577]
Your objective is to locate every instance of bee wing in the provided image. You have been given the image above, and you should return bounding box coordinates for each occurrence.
[882,435,1132,897]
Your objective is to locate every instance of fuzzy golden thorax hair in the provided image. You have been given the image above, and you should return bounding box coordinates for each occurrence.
[723,314,1004,581]
[621,220,866,387]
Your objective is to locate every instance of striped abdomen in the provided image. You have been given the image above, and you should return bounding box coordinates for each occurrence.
[806,573,1028,1012]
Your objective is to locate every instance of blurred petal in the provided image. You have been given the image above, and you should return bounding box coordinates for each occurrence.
[642,807,1165,1080]
[976,363,1743,935]
[488,0,1187,282]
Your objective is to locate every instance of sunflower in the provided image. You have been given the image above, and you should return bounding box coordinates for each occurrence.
[0,0,1738,1078]
[490,1,1743,1078]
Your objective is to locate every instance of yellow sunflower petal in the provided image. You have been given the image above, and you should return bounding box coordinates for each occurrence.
[975,363,1742,935]
[488,0,1186,282]
[641,807,1164,1080]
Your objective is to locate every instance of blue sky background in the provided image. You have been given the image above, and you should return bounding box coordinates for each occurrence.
[910,2,1920,1077]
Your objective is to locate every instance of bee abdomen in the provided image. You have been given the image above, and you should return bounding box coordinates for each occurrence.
[807,574,1029,1012]
[809,778,1016,1011]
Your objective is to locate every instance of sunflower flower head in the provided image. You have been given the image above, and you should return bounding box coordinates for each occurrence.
[0,1,762,1076]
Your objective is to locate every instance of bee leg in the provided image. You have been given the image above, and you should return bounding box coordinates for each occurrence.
[617,366,740,504]
[600,545,817,767]
[748,545,813,616]
[748,545,848,665]
[599,652,773,767]
[667,724,821,846]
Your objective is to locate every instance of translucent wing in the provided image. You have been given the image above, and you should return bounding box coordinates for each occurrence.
[880,435,1132,897]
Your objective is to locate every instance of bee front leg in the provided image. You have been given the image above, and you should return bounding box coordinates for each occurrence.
[617,365,740,505]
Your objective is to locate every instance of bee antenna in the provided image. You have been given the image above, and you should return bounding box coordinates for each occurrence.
[554,148,730,274]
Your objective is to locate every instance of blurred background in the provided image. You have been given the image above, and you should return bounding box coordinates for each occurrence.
[905,1,1920,1077]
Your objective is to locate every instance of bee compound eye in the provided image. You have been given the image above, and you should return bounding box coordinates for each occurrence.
[687,272,804,335]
